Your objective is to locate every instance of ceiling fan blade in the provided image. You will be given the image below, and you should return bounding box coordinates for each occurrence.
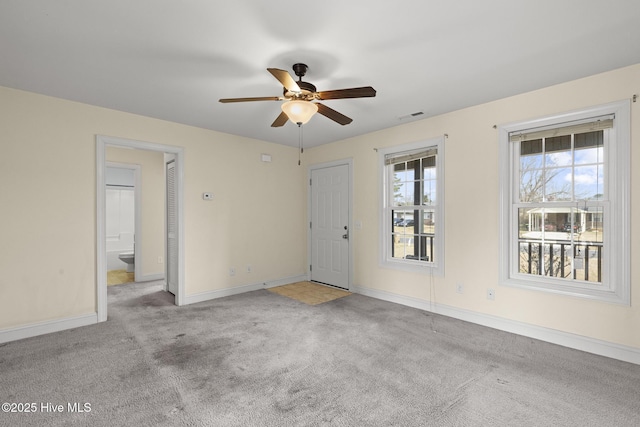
[316,103,353,125]
[316,86,377,100]
[267,68,301,93]
[219,96,281,103]
[271,111,289,127]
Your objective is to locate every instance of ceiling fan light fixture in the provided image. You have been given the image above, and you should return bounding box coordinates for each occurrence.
[281,100,318,125]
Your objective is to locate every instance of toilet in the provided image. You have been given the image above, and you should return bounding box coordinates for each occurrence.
[118,252,135,273]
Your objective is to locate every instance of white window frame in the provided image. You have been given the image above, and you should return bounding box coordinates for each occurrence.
[498,100,630,304]
[379,137,445,275]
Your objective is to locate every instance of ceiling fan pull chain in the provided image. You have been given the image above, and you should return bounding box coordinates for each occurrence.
[298,123,303,165]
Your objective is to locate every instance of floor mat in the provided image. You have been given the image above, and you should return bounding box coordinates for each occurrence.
[267,281,350,305]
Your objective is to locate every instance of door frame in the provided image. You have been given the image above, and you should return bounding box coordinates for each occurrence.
[96,135,185,322]
[307,159,353,291]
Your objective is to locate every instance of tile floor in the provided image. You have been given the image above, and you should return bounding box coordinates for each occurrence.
[107,269,135,286]
[267,281,351,305]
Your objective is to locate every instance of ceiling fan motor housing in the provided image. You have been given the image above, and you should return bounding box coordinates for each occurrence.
[284,80,317,100]
[292,63,308,78]
[281,63,316,100]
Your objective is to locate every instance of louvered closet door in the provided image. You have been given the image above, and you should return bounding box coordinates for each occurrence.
[166,160,178,295]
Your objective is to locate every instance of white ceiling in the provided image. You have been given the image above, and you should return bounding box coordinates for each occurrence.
[1,1,639,148]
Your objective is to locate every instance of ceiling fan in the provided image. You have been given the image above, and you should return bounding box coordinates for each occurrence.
[219,63,376,127]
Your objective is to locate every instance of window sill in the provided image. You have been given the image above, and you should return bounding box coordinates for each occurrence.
[380,258,443,276]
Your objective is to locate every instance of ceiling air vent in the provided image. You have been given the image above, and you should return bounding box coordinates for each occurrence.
[397,111,424,121]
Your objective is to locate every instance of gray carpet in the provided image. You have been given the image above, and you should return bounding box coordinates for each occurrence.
[1,280,639,426]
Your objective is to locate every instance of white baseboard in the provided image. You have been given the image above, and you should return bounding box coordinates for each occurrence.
[183,274,308,305]
[352,285,640,366]
[0,313,98,344]
[263,274,309,289]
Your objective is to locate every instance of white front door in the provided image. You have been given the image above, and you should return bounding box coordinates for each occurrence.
[310,164,350,289]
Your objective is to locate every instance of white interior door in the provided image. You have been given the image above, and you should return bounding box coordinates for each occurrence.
[166,160,178,295]
[310,164,350,289]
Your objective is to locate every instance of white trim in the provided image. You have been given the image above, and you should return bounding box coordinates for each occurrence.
[377,137,445,275]
[262,274,310,288]
[183,274,308,305]
[0,313,97,344]
[498,100,630,304]
[308,159,354,291]
[106,162,142,280]
[97,135,186,323]
[352,285,640,366]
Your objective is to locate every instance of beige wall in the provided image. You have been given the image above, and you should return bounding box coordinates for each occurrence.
[1,63,638,353]
[0,86,306,329]
[307,63,640,350]
[106,147,165,279]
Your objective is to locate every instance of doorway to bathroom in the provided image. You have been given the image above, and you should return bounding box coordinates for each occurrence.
[96,135,185,323]
[105,163,140,286]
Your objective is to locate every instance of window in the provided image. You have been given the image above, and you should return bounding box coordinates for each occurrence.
[499,101,630,304]
[379,137,444,274]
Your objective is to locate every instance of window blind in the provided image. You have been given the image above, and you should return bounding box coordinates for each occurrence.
[384,147,437,165]
[509,115,613,143]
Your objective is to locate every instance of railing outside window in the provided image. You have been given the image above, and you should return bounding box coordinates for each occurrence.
[518,239,602,283]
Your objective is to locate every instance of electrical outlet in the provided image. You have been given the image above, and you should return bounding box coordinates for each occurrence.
[487,288,495,300]
[456,282,464,294]
[229,267,236,277]
[158,256,163,264]
[246,265,252,273]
